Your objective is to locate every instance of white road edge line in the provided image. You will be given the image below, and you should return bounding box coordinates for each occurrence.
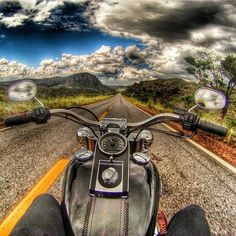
[124,97,236,175]
[0,127,12,132]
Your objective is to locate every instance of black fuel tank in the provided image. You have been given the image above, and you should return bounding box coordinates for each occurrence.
[61,158,161,236]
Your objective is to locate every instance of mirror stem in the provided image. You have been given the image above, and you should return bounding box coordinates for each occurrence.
[188,104,199,113]
[34,97,45,108]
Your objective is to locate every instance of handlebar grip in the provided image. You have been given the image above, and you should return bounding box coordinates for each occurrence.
[4,112,32,127]
[197,120,227,137]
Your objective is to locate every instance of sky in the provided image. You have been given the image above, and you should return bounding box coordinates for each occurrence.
[0,0,235,85]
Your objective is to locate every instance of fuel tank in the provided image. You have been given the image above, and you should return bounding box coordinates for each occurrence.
[61,157,161,236]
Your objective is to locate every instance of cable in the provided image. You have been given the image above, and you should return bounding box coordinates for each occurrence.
[64,106,100,122]
[52,114,99,138]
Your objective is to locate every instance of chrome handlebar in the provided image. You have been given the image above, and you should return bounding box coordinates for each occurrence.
[50,109,180,129]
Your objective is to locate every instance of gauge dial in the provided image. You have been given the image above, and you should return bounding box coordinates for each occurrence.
[98,133,127,155]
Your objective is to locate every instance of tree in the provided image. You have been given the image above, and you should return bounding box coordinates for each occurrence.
[185,51,236,118]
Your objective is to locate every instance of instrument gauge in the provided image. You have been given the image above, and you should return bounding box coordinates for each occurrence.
[98,133,127,155]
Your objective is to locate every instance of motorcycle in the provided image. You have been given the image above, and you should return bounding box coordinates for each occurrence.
[2,81,227,236]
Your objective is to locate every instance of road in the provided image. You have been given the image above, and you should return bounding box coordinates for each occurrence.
[0,94,235,235]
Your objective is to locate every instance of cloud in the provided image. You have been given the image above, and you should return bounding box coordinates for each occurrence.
[88,0,235,42]
[0,0,235,84]
[0,45,154,83]
[124,45,146,66]
[0,41,232,84]
[0,0,88,30]
[0,12,28,27]
[0,58,33,79]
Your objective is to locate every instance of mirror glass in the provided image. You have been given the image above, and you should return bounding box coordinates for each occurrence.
[194,87,226,110]
[8,80,37,102]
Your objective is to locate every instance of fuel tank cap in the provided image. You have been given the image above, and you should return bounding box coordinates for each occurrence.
[102,167,119,184]
[132,152,150,165]
[75,148,93,162]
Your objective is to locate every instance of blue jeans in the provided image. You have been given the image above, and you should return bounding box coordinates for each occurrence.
[167,204,211,236]
[10,194,65,236]
[11,194,211,236]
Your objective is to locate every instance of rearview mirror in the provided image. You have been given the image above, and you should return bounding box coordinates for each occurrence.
[8,80,37,102]
[194,87,226,110]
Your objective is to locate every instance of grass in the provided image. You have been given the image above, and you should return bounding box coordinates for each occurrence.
[0,94,112,118]
[125,96,236,142]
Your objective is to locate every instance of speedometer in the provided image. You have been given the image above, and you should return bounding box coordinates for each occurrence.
[98,133,127,155]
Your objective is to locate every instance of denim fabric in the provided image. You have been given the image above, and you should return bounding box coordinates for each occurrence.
[10,194,211,236]
[10,194,65,236]
[167,204,211,236]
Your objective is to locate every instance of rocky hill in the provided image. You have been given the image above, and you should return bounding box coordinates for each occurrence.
[0,73,111,93]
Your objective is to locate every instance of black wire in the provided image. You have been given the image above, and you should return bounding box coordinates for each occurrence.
[132,129,144,151]
[129,126,193,139]
[53,114,99,138]
[146,127,185,138]
[63,106,99,122]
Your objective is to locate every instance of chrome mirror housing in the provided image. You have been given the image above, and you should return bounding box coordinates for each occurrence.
[8,80,37,102]
[194,87,226,110]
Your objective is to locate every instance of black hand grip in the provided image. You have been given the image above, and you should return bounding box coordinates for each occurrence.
[4,112,32,127]
[197,120,227,137]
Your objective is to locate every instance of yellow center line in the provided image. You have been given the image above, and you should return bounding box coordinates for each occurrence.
[0,102,116,235]
[0,158,69,236]
[99,111,109,120]
[98,103,114,120]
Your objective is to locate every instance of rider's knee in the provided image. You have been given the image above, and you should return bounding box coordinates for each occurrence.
[183,204,205,213]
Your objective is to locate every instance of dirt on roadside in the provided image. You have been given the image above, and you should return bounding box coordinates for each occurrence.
[131,103,236,167]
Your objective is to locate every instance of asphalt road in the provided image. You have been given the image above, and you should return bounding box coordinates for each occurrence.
[0,94,235,235]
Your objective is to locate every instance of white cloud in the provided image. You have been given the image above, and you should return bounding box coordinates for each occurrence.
[0,0,88,27]
[0,41,227,83]
[0,58,33,79]
[0,12,28,27]
[190,25,236,44]
[33,0,64,22]
[0,45,152,81]
[18,0,37,10]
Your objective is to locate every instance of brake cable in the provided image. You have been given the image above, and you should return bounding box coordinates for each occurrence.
[146,127,195,138]
[129,126,195,139]
[52,113,99,138]
[63,106,99,122]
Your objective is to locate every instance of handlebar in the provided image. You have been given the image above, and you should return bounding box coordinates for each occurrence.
[2,108,228,137]
[50,109,99,127]
[127,113,180,128]
[4,112,32,127]
[3,107,50,127]
[196,120,227,137]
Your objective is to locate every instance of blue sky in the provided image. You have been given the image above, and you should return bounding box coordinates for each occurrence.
[0,0,235,85]
[0,28,140,67]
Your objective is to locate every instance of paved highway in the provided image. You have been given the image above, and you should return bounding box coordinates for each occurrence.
[0,94,235,235]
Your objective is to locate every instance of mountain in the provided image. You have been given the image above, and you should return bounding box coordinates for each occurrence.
[0,73,111,93]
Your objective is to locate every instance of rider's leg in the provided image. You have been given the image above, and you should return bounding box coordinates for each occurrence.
[10,193,65,236]
[167,204,211,236]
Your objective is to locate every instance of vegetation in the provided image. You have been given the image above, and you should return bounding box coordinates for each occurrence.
[0,87,112,118]
[185,52,236,117]
[124,78,236,142]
